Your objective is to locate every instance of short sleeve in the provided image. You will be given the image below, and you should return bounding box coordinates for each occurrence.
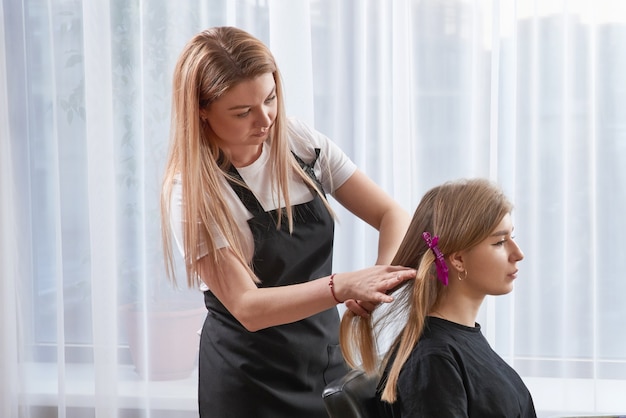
[397,353,468,418]
[169,177,215,259]
[287,118,357,194]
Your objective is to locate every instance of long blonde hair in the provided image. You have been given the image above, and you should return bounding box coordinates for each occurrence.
[161,27,331,288]
[339,178,513,402]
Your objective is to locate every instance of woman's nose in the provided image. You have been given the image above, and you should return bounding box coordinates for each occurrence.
[511,240,524,261]
[255,108,272,127]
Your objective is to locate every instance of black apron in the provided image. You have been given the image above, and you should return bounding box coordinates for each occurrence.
[198,150,348,417]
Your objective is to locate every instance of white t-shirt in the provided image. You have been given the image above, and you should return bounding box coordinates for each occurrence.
[170,118,357,277]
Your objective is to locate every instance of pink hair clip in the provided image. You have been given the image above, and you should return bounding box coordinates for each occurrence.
[422,232,449,286]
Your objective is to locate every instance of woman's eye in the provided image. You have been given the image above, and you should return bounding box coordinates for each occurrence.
[236,110,250,118]
[265,95,276,104]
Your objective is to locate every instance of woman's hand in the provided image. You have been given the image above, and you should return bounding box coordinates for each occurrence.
[344,300,377,318]
[332,266,415,317]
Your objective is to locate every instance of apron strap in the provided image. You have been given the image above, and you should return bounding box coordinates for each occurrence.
[291,148,326,195]
[226,166,266,215]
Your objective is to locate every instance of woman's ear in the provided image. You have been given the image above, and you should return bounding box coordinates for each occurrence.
[447,251,465,273]
[199,107,210,122]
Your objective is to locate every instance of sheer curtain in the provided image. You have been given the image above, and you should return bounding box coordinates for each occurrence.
[2,0,625,417]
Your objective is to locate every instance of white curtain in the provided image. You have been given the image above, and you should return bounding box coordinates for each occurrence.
[2,0,625,417]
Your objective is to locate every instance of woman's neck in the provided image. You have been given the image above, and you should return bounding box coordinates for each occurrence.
[229,144,264,168]
[429,294,484,327]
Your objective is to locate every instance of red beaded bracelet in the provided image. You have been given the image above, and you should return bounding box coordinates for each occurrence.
[328,273,343,304]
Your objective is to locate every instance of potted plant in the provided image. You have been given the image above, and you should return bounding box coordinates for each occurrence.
[112,13,206,380]
[117,207,205,381]
[118,243,205,381]
[119,289,205,381]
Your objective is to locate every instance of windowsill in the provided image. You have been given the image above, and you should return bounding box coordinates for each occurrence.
[19,362,198,411]
[524,377,626,417]
[19,362,626,416]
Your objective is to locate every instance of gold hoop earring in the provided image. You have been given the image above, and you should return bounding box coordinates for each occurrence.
[458,269,467,281]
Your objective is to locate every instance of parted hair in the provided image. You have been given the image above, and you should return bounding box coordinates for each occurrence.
[339,178,513,402]
[161,26,331,288]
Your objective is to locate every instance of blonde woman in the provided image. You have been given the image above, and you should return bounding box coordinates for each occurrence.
[160,26,414,417]
[340,178,537,417]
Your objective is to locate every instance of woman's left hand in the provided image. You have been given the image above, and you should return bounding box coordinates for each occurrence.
[344,300,378,318]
